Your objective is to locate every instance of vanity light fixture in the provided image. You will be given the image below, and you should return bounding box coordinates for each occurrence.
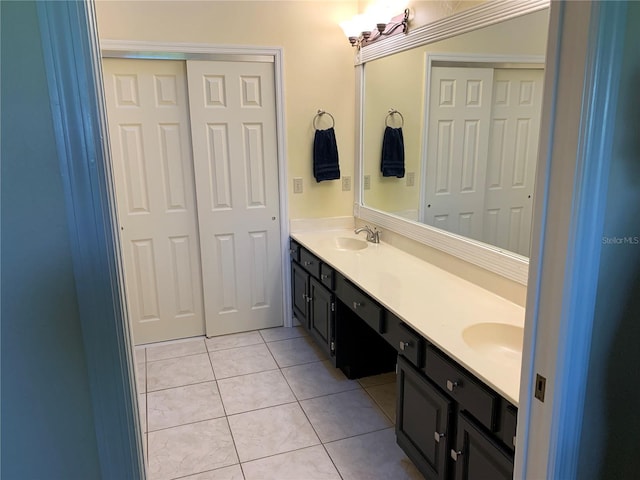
[341,8,410,49]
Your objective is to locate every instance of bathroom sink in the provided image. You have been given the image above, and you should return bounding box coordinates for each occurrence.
[334,237,368,251]
[462,323,524,363]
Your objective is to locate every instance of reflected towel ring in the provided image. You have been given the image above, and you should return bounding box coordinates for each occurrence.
[385,109,404,128]
[313,109,335,130]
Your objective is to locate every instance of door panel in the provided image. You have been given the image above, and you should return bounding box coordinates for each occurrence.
[484,69,544,256]
[187,60,283,336]
[103,59,205,344]
[425,67,494,241]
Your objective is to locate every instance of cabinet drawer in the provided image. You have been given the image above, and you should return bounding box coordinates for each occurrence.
[424,345,499,431]
[289,239,300,262]
[382,312,424,368]
[320,263,335,290]
[299,248,321,278]
[335,275,383,333]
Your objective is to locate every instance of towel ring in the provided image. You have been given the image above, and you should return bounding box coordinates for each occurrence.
[313,109,335,130]
[385,109,404,128]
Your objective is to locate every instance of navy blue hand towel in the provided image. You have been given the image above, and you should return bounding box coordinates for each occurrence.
[381,126,405,178]
[313,127,340,182]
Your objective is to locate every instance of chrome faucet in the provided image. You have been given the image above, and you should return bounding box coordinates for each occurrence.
[355,225,380,244]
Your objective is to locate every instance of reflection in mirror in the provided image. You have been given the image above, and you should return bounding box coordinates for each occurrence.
[362,9,548,258]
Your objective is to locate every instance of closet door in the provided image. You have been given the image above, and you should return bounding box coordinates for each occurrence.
[186,60,283,337]
[483,68,544,256]
[424,67,494,242]
[102,59,205,344]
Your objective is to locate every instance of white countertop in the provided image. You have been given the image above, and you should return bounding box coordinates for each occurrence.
[291,228,524,405]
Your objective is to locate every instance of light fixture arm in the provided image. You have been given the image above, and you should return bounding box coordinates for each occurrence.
[348,8,410,49]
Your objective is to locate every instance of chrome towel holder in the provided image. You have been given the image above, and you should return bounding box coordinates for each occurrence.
[313,109,335,130]
[385,108,404,128]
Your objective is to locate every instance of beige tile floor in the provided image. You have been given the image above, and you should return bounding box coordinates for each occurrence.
[135,327,423,480]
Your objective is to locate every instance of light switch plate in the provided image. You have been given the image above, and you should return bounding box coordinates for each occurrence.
[293,177,303,194]
[342,176,351,192]
[406,172,415,187]
[364,175,371,190]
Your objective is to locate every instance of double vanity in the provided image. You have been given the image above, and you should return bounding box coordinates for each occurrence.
[290,227,525,480]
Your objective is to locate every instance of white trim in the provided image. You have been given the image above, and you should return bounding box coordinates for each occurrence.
[516,1,627,478]
[357,0,549,64]
[99,41,293,329]
[36,2,144,477]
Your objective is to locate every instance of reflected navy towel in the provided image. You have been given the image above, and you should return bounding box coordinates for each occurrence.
[381,126,405,178]
[313,127,340,182]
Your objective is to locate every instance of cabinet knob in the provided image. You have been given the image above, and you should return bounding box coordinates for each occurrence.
[446,380,459,392]
[321,274,329,280]
[450,449,463,461]
[434,432,445,443]
[303,261,313,266]
[399,341,411,351]
[353,301,363,309]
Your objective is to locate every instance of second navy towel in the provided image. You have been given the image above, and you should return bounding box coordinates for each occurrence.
[381,126,405,178]
[313,127,340,182]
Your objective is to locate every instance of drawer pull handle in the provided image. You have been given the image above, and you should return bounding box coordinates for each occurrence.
[353,301,363,309]
[399,341,411,351]
[446,380,459,392]
[303,261,313,266]
[434,432,445,443]
[289,249,296,255]
[450,449,463,461]
[321,274,329,280]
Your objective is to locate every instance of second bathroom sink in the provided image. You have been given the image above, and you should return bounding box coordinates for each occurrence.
[462,322,524,363]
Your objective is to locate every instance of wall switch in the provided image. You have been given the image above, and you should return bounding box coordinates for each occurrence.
[293,177,303,194]
[342,176,351,192]
[406,171,415,187]
[364,175,371,190]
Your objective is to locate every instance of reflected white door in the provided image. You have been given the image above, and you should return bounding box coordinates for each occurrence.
[424,67,494,241]
[103,59,205,344]
[186,60,283,337]
[483,69,544,256]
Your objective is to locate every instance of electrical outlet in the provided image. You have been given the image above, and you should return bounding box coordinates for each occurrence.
[342,176,352,192]
[406,171,415,187]
[364,175,371,190]
[293,177,303,194]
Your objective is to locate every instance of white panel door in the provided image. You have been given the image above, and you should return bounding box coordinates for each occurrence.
[484,69,544,256]
[103,59,205,344]
[424,67,494,241]
[186,60,283,337]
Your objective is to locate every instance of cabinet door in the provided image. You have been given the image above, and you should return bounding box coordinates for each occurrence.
[396,356,452,480]
[292,262,309,329]
[452,413,513,480]
[309,277,335,358]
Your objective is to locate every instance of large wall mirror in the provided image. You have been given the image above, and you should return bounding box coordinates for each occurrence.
[355,1,549,284]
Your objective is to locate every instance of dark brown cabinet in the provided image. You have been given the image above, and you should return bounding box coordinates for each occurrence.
[289,237,517,480]
[397,356,453,480]
[452,413,514,480]
[291,261,310,329]
[308,276,335,359]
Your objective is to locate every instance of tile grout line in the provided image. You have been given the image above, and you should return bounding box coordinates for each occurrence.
[278,358,345,480]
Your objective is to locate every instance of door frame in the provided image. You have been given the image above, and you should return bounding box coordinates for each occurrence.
[101,40,293,332]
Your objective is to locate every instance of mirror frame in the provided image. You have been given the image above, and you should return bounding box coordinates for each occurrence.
[354,0,550,285]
